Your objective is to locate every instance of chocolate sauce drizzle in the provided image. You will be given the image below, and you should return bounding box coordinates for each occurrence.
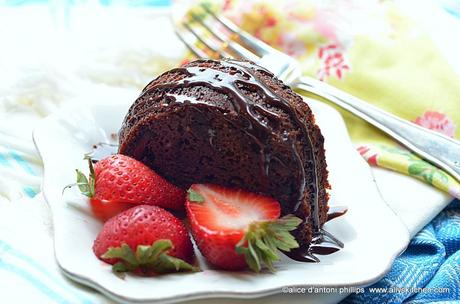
[140,59,344,262]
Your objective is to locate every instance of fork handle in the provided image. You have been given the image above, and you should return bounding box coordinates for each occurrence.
[294,76,460,183]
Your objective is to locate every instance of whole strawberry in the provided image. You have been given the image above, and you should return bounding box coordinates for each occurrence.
[75,154,185,220]
[186,184,302,272]
[93,205,197,274]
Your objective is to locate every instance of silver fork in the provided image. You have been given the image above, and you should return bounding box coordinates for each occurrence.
[174,7,460,183]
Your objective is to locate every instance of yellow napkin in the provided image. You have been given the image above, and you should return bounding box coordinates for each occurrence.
[216,0,460,198]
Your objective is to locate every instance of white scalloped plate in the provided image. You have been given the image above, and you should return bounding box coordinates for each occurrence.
[33,97,410,304]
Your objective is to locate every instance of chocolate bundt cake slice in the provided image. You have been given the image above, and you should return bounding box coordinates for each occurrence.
[119,59,341,261]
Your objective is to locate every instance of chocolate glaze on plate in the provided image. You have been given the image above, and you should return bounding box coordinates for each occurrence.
[286,206,347,262]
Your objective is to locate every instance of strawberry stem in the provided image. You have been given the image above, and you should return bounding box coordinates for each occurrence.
[102,239,199,274]
[236,214,302,272]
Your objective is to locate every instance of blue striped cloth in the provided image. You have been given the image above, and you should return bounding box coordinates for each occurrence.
[344,199,460,303]
[0,146,41,199]
[0,240,95,303]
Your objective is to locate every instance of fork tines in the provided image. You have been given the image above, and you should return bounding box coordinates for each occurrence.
[175,4,263,62]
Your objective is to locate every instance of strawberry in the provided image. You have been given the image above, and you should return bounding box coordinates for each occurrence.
[93,205,197,274]
[75,154,185,220]
[185,184,302,272]
[88,198,133,222]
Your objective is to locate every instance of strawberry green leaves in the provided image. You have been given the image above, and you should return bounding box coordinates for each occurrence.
[102,240,199,274]
[75,157,95,198]
[236,214,302,272]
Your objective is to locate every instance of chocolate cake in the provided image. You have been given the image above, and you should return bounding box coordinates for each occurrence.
[118,59,342,262]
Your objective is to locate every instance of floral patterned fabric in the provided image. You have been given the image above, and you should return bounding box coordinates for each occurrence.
[213,0,460,198]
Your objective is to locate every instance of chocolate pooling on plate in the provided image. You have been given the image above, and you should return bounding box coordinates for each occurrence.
[118,59,344,262]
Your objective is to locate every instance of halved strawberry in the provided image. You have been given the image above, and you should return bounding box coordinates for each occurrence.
[186,184,302,272]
